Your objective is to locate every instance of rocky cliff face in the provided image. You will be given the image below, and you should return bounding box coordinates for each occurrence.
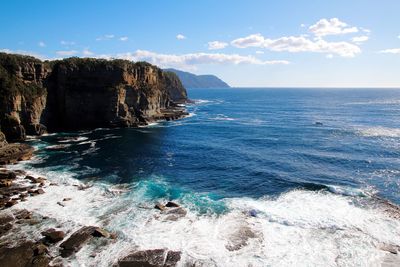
[0,53,188,141]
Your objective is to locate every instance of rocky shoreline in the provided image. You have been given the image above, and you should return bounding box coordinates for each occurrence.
[0,167,185,266]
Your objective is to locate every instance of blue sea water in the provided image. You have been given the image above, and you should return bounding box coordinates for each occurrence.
[12,88,400,266]
[28,88,400,204]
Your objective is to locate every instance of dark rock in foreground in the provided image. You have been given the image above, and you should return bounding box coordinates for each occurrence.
[0,143,34,164]
[118,249,181,267]
[60,226,111,257]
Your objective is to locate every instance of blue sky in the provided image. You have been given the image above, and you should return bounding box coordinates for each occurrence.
[1,0,400,87]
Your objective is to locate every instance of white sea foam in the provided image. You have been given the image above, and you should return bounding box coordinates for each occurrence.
[6,163,400,267]
[58,136,89,143]
[211,114,236,121]
[357,126,400,138]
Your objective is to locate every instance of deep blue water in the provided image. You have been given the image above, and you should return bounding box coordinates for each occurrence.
[26,88,400,205]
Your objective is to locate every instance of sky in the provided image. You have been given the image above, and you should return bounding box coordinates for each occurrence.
[1,0,400,87]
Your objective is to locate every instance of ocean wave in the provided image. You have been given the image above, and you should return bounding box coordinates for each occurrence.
[347,99,400,105]
[210,114,236,121]
[357,126,400,138]
[6,165,400,266]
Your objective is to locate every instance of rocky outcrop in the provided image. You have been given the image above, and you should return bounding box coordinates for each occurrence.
[118,249,181,267]
[0,53,188,141]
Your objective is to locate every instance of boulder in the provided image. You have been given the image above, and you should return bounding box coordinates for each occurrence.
[0,143,34,164]
[60,226,110,257]
[154,203,166,211]
[118,249,181,267]
[0,241,35,267]
[165,201,180,208]
[42,228,65,243]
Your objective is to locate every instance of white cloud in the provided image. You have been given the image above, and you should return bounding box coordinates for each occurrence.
[96,34,115,41]
[120,36,128,41]
[56,50,78,56]
[82,49,94,56]
[398,35,400,39]
[361,27,371,34]
[300,23,306,28]
[309,18,358,37]
[115,50,289,70]
[60,40,76,46]
[231,33,361,57]
[326,54,334,59]
[207,41,228,50]
[176,34,186,40]
[255,51,264,54]
[351,36,369,43]
[379,48,400,54]
[38,41,46,47]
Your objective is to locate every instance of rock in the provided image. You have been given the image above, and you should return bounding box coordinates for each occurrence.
[14,209,32,220]
[92,227,110,238]
[34,243,49,255]
[59,226,110,257]
[0,240,35,267]
[164,251,182,267]
[42,228,65,243]
[0,53,188,137]
[166,207,187,216]
[57,201,65,207]
[118,249,181,267]
[165,201,180,208]
[0,179,13,187]
[0,211,14,224]
[31,254,51,267]
[62,197,72,201]
[154,203,166,211]
[0,170,17,180]
[5,199,17,207]
[315,122,323,126]
[0,143,34,164]
[35,188,45,194]
[0,222,12,236]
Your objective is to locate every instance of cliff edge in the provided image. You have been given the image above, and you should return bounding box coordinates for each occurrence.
[0,53,188,142]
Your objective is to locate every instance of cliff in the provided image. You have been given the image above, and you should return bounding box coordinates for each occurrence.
[0,53,188,141]
[165,68,230,89]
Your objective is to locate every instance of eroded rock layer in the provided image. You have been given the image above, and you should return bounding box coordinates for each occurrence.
[0,53,188,141]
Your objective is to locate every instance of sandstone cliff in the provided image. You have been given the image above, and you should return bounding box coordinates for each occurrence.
[0,53,188,141]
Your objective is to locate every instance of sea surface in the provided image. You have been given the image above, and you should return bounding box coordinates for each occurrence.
[10,88,400,266]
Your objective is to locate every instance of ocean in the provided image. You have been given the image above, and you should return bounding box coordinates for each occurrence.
[9,88,400,266]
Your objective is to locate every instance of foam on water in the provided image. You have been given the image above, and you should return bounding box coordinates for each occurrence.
[357,126,400,138]
[7,162,400,267]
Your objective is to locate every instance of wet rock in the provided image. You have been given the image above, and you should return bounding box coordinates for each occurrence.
[63,197,72,201]
[34,243,49,255]
[0,143,34,164]
[0,211,14,224]
[14,209,32,220]
[0,179,13,187]
[165,201,180,208]
[42,228,65,243]
[154,203,166,211]
[225,226,257,251]
[92,227,110,238]
[5,199,18,207]
[0,240,35,267]
[35,188,45,194]
[118,249,181,267]
[57,201,65,207]
[60,226,95,257]
[164,251,182,267]
[0,222,12,236]
[0,170,17,180]
[31,254,51,267]
[60,226,110,257]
